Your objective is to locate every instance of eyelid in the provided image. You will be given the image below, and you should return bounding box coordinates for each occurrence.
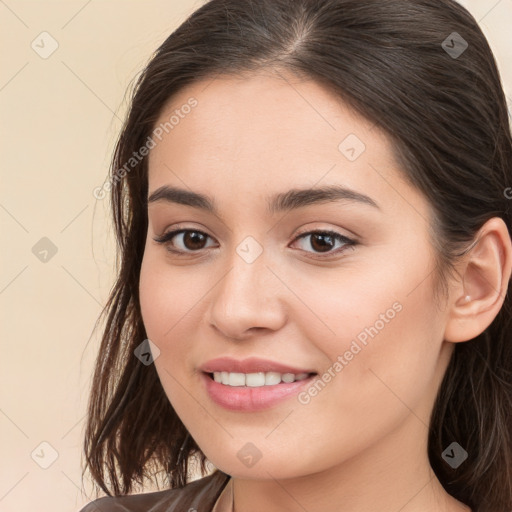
[153,224,357,259]
[291,229,356,258]
[293,224,356,241]
[152,225,216,253]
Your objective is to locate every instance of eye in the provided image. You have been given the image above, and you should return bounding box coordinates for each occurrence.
[153,228,216,254]
[153,227,356,258]
[290,230,356,259]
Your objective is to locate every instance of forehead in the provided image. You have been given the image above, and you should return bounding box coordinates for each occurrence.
[146,71,424,218]
[149,70,383,166]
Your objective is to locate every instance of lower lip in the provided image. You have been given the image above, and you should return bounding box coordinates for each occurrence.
[201,372,317,412]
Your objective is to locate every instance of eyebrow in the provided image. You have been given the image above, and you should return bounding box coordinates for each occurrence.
[147,184,380,215]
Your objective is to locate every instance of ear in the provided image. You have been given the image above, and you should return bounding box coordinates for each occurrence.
[444,217,512,343]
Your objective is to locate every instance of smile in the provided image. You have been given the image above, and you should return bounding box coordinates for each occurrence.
[201,371,318,412]
[209,371,313,387]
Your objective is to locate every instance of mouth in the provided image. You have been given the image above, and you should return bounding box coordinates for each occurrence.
[201,370,319,412]
[204,371,317,387]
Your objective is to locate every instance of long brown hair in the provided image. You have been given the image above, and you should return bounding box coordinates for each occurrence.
[82,1,512,510]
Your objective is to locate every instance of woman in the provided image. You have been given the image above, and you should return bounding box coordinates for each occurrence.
[80,0,512,511]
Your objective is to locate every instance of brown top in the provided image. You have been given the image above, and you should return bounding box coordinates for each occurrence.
[79,470,232,512]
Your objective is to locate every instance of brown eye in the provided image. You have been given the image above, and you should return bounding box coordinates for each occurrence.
[153,228,356,259]
[153,229,216,253]
[180,231,208,250]
[309,233,336,253]
[291,230,356,258]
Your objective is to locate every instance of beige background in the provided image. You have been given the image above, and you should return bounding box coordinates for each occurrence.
[0,1,511,511]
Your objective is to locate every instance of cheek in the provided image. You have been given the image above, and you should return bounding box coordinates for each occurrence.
[139,251,202,342]
[139,253,193,378]
[139,255,200,423]
[298,252,444,427]
[139,250,215,392]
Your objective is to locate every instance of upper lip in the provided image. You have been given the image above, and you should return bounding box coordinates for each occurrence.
[200,357,316,375]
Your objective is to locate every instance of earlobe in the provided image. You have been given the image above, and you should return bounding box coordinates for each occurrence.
[443,217,512,343]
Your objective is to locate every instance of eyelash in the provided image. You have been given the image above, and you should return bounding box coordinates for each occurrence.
[153,227,356,260]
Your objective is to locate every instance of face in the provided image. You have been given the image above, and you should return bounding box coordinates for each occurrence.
[139,70,454,479]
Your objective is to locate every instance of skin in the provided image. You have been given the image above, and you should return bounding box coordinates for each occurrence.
[139,69,511,512]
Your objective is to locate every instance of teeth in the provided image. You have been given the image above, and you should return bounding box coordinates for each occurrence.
[265,371,281,386]
[212,371,311,387]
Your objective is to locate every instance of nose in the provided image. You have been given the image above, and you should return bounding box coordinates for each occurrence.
[207,245,287,340]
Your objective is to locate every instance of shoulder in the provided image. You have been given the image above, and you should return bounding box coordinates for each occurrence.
[78,470,230,512]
